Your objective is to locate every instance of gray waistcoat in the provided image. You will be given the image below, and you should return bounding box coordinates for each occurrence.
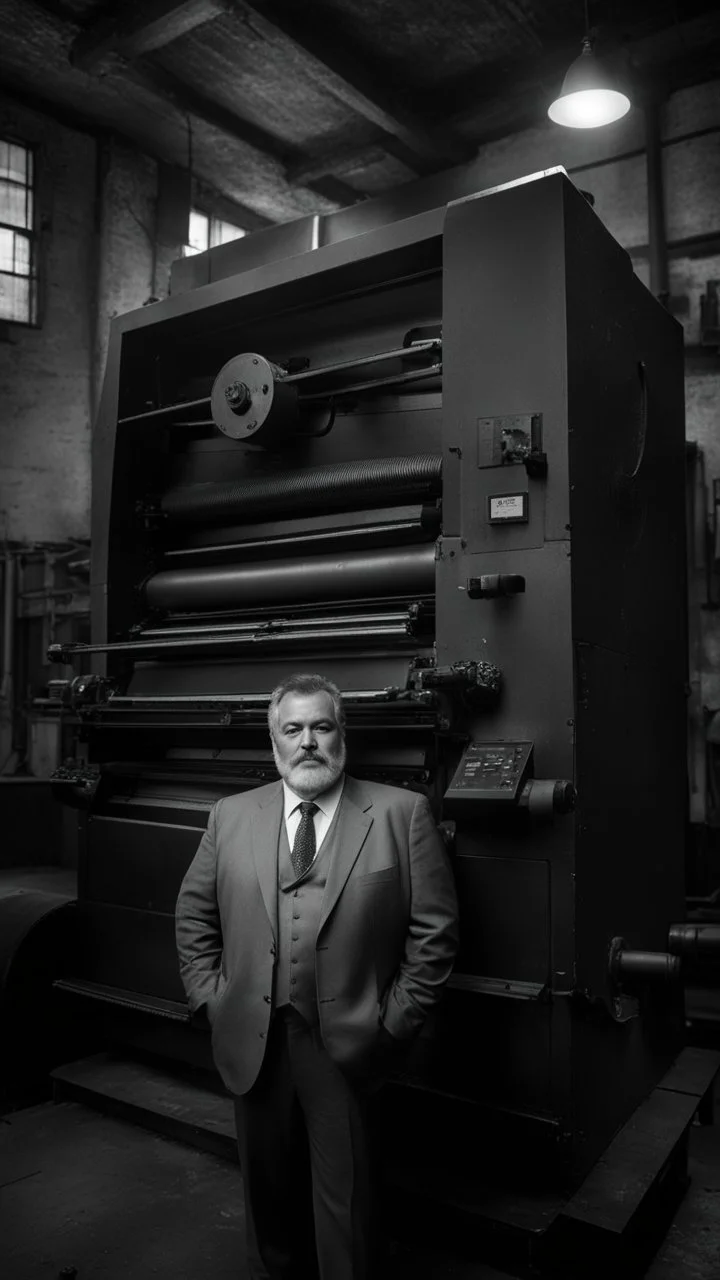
[274,798,345,1025]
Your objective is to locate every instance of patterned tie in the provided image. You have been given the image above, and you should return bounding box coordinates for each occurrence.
[291,801,319,878]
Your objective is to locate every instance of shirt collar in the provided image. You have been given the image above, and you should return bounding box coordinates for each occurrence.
[282,773,345,820]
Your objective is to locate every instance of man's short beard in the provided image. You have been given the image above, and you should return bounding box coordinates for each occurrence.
[271,738,347,798]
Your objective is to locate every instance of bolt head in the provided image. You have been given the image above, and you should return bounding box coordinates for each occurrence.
[224,380,251,413]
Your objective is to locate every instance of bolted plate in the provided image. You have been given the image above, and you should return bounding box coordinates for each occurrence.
[211,352,297,445]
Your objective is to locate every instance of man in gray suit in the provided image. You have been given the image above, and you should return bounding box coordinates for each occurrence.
[175,672,459,1280]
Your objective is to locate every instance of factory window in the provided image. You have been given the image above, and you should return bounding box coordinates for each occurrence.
[0,138,37,326]
[183,209,246,256]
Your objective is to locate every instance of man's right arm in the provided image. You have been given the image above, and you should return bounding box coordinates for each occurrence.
[175,801,224,1018]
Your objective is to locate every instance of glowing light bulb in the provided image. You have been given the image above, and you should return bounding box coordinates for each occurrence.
[548,88,631,128]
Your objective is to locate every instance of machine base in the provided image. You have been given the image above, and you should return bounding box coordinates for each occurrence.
[50,1044,720,1276]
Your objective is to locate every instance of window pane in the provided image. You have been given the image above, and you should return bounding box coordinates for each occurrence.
[0,179,31,229]
[9,144,27,184]
[14,231,30,276]
[188,209,209,253]
[0,227,13,272]
[0,271,30,323]
[0,142,28,185]
[211,217,246,247]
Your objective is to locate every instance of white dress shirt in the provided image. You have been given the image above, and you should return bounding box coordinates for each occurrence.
[282,774,345,864]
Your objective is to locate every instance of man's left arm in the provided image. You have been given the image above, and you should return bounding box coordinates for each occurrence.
[381,793,459,1041]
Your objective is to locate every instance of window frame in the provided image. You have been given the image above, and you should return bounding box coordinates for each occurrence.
[182,206,246,258]
[0,134,39,328]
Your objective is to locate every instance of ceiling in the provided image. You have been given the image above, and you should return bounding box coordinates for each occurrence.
[2,0,720,229]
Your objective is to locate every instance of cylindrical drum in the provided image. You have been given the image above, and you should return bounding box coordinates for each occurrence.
[161,455,443,525]
[144,544,436,613]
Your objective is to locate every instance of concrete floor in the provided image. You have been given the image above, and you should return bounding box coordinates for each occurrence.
[2,868,719,1277]
[2,1096,720,1279]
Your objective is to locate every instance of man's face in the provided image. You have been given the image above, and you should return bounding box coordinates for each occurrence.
[270,690,346,799]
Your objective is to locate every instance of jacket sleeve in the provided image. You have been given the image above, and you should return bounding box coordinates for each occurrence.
[381,794,459,1040]
[175,801,224,1017]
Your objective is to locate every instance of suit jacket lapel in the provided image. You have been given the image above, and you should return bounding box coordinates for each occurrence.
[251,782,282,939]
[319,776,373,933]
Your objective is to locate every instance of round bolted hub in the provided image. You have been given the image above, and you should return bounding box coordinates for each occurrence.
[211,352,298,445]
[224,380,252,414]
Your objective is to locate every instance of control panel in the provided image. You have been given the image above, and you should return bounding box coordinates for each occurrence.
[444,741,534,810]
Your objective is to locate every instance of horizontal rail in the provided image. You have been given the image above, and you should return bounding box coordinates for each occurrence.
[298,362,442,402]
[54,978,190,1021]
[447,973,548,1000]
[119,395,211,425]
[163,518,426,560]
[139,610,417,638]
[281,339,441,384]
[108,688,409,705]
[48,623,415,660]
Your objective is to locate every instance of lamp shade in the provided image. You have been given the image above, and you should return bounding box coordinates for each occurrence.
[548,39,630,128]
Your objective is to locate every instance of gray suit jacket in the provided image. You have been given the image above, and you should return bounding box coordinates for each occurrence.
[175,775,459,1096]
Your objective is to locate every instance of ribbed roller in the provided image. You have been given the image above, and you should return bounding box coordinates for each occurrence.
[144,544,436,613]
[161,454,442,525]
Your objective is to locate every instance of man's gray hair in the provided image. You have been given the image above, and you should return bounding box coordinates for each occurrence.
[267,673,346,734]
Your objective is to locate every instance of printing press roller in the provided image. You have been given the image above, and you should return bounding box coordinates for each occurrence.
[143,543,437,613]
[160,455,443,525]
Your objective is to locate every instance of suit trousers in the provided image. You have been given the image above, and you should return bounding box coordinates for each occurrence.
[233,1006,378,1280]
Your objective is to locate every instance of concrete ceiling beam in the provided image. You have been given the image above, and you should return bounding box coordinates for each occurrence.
[130,59,363,208]
[69,0,228,69]
[227,0,471,171]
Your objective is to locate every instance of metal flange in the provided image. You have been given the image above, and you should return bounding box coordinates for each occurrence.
[210,353,298,446]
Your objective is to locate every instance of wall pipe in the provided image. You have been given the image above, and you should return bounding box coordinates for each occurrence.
[1,552,16,705]
[645,99,670,307]
[0,552,17,773]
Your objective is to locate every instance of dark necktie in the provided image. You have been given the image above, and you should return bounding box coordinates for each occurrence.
[291,802,319,878]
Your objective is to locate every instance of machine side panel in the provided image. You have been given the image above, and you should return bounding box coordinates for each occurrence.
[438,173,576,1134]
[562,180,686,1173]
[566,181,687,978]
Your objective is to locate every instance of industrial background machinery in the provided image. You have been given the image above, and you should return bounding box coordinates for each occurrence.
[32,167,720,1260]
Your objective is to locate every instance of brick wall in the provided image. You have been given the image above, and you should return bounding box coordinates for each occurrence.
[0,100,185,544]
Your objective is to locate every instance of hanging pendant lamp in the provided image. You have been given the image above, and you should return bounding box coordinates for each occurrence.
[548,34,631,129]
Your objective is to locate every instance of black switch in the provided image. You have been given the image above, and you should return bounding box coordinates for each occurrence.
[467,574,526,599]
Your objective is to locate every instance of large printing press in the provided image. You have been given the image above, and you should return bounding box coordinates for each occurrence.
[49,168,691,1194]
